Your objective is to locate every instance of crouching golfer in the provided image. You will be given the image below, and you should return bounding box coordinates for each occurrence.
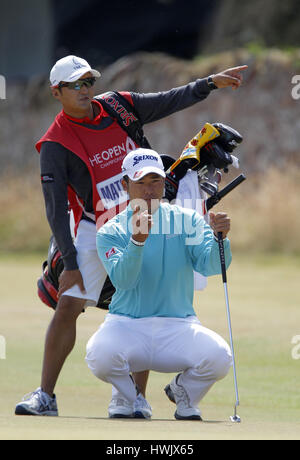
[85,149,233,420]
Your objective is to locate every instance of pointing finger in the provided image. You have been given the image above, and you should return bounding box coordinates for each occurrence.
[225,65,248,73]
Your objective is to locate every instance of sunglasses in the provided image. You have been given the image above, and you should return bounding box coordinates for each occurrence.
[58,77,96,91]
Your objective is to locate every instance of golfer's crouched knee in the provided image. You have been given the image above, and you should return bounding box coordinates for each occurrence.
[85,338,122,381]
[198,341,232,382]
[210,344,232,381]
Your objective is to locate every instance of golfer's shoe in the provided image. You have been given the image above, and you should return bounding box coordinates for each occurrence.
[15,387,58,416]
[164,374,202,421]
[108,397,134,418]
[133,393,152,419]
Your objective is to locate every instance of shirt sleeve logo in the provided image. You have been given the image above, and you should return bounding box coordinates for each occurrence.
[105,247,116,259]
[41,173,54,183]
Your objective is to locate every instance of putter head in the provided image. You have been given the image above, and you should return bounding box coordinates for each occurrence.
[230,414,241,423]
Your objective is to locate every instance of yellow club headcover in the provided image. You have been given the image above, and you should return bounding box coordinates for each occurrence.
[169,123,220,173]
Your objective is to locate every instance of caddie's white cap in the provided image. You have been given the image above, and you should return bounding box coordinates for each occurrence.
[50,55,101,87]
[122,148,166,181]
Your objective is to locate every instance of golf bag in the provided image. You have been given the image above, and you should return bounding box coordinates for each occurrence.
[37,235,114,310]
[37,236,63,310]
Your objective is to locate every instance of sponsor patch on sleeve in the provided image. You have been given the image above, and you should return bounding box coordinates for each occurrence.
[41,173,54,183]
[105,247,117,259]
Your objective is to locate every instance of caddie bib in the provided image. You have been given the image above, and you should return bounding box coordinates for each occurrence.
[36,94,139,232]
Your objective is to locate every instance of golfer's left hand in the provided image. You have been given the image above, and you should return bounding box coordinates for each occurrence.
[209,212,231,239]
[211,65,248,90]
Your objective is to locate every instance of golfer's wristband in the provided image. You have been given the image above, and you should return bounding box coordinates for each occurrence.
[130,236,145,247]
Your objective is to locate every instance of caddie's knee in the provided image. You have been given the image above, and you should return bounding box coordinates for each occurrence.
[55,295,85,322]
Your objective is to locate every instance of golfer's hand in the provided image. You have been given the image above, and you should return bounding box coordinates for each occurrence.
[131,205,153,244]
[209,212,231,239]
[58,269,86,298]
[211,65,248,90]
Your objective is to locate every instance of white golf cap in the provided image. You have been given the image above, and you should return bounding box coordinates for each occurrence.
[122,148,166,181]
[50,55,101,87]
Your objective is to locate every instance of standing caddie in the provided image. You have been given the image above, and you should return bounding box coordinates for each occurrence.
[86,149,233,420]
[15,54,246,417]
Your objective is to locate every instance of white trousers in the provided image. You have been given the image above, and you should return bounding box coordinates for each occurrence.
[86,314,232,406]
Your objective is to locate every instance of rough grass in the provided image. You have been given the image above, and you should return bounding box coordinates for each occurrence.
[0,170,50,253]
[215,165,300,254]
[0,165,299,254]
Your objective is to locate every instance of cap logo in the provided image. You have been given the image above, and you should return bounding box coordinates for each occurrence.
[72,57,85,70]
[133,171,143,179]
[132,154,158,167]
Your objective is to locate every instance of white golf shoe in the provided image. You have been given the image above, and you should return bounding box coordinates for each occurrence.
[164,374,202,421]
[108,396,134,418]
[133,393,152,419]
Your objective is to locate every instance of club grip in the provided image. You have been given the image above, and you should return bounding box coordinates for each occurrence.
[205,174,246,212]
[217,174,246,200]
[217,232,227,283]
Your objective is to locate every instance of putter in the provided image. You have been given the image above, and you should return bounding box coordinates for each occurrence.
[217,231,241,423]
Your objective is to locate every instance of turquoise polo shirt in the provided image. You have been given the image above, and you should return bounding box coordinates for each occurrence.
[96,202,232,318]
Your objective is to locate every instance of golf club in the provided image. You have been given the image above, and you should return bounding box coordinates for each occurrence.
[217,231,241,423]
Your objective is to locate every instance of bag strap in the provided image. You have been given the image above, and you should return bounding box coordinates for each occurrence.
[95,91,152,149]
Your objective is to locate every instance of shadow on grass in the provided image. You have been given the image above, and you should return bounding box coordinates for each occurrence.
[56,415,225,424]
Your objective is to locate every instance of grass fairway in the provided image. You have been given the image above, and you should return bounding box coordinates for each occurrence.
[0,253,300,440]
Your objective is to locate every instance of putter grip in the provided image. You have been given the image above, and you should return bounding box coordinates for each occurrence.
[217,232,227,283]
[205,174,246,211]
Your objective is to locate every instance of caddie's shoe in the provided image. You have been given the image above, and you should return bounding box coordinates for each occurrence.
[165,374,202,421]
[133,393,152,419]
[15,388,58,416]
[108,397,134,418]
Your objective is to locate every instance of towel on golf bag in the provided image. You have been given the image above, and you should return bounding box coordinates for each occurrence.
[176,169,208,291]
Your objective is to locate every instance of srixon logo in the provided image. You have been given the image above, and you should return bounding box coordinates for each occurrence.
[101,95,138,127]
[133,154,158,166]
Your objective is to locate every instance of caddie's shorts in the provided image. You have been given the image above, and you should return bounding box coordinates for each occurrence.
[62,220,107,308]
